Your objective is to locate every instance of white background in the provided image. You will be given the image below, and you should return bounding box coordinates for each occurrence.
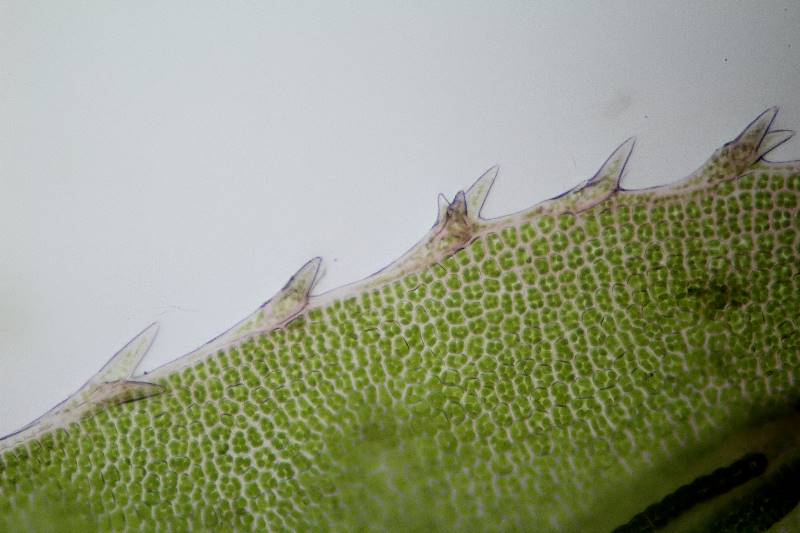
[1,1,799,437]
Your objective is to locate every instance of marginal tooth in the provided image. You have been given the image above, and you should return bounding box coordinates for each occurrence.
[266,256,324,323]
[730,107,779,156]
[94,322,159,383]
[465,165,499,221]
[539,137,634,212]
[1,329,166,446]
[590,137,635,190]
[203,257,325,351]
[703,107,784,178]
[280,256,323,300]
[268,256,324,321]
[33,323,164,432]
[84,380,164,409]
[673,108,784,191]
[757,129,795,160]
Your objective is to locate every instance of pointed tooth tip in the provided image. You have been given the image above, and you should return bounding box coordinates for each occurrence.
[299,256,323,282]
[589,137,635,186]
[301,256,324,284]
[469,165,500,189]
[139,323,160,348]
[132,322,159,348]
[483,164,500,178]
[605,137,635,166]
[96,322,160,381]
[484,165,500,185]
[752,106,779,125]
[614,136,636,157]
[305,256,323,270]
[464,165,499,220]
[614,137,636,185]
[619,136,636,162]
[605,137,635,162]
[742,107,779,138]
[763,105,780,119]
[758,106,779,126]
[271,257,324,298]
[294,255,320,270]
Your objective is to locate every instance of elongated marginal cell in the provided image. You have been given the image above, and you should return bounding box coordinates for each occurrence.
[1,108,799,532]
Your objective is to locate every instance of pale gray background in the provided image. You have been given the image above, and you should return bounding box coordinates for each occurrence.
[1,1,799,436]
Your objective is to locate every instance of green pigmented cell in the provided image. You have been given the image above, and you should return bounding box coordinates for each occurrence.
[3,109,800,532]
